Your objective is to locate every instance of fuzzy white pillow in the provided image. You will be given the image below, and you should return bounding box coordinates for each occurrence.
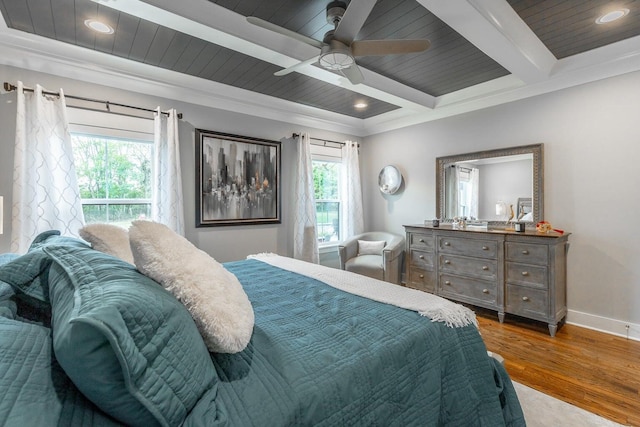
[128,220,254,353]
[79,223,134,264]
[358,240,386,256]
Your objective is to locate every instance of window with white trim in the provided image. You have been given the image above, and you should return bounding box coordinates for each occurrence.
[68,109,154,227]
[311,143,342,244]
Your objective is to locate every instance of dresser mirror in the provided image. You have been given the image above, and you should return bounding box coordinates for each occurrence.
[436,144,543,226]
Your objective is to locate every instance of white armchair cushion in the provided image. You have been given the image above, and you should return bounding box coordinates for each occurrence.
[358,240,386,256]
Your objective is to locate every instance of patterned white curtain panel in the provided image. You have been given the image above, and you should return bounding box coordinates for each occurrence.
[11,81,85,253]
[152,107,184,235]
[293,132,319,264]
[341,141,364,238]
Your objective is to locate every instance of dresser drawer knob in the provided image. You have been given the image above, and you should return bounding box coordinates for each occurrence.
[521,271,529,276]
[482,266,489,270]
[419,238,424,243]
[444,241,450,246]
[444,280,451,285]
[482,246,489,250]
[522,250,529,255]
[444,259,450,264]
[419,274,424,279]
[419,255,424,259]
[482,289,489,294]
[522,296,530,302]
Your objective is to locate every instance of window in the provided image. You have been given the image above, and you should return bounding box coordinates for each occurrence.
[67,108,154,227]
[311,143,343,244]
[71,134,152,227]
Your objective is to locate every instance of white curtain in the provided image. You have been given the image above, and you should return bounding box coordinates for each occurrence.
[152,107,184,235]
[341,141,363,238]
[469,167,480,220]
[11,81,85,253]
[445,165,459,218]
[293,133,319,263]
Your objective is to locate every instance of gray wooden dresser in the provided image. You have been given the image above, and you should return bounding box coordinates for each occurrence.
[404,224,570,336]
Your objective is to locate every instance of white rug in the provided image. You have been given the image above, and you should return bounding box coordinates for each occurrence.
[513,382,626,426]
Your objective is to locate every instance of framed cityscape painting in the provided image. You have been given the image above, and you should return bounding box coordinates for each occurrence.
[195,129,281,227]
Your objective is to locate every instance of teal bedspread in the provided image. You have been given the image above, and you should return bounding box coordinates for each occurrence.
[185,259,525,427]
[1,250,524,426]
[0,283,122,427]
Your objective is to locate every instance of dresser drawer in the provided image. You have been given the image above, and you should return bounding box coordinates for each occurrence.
[506,284,548,318]
[438,236,497,259]
[439,254,497,281]
[408,269,435,293]
[506,242,548,265]
[439,274,497,306]
[410,250,434,270]
[409,232,433,251]
[506,262,548,289]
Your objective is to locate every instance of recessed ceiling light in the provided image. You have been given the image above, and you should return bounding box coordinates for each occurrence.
[354,102,368,109]
[595,8,629,24]
[84,19,114,34]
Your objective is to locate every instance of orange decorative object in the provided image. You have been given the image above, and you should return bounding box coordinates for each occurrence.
[536,221,564,234]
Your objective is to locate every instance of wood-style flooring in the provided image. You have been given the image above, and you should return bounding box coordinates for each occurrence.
[475,309,640,426]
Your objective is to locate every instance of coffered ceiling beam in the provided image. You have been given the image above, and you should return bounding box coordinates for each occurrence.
[418,0,557,84]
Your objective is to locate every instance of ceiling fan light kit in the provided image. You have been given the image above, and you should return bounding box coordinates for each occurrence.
[247,0,431,85]
[319,39,354,70]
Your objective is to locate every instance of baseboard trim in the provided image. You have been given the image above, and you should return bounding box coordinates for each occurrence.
[566,309,640,342]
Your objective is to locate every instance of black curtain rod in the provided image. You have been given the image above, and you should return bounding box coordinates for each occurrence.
[3,82,183,120]
[291,133,347,146]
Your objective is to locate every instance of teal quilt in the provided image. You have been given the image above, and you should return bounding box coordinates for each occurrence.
[185,259,525,427]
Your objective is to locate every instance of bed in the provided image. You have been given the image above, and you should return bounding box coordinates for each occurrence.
[0,226,525,427]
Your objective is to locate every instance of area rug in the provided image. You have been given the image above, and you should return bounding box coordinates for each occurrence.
[513,381,626,426]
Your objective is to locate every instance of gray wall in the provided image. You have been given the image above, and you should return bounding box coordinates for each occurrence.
[2,63,639,337]
[0,64,360,263]
[362,70,640,334]
[478,159,532,220]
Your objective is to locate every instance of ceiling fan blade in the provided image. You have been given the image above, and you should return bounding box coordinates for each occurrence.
[340,64,364,85]
[333,0,376,44]
[274,55,320,76]
[246,16,324,49]
[351,39,431,57]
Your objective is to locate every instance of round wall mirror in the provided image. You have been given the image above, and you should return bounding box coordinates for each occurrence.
[378,165,402,194]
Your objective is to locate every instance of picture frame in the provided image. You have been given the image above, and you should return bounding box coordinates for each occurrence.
[195,129,281,227]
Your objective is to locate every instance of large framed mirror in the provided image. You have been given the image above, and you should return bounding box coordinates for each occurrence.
[436,144,543,226]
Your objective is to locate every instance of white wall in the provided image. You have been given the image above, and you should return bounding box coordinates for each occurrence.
[361,70,640,338]
[0,64,360,262]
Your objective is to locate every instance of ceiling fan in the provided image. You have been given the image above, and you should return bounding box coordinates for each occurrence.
[247,0,431,85]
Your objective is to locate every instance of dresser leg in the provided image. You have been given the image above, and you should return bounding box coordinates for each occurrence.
[548,323,557,337]
[498,312,505,323]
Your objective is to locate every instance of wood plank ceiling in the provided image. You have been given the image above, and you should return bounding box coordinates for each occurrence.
[1,0,639,122]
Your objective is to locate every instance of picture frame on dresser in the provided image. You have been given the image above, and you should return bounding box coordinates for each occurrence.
[195,129,281,227]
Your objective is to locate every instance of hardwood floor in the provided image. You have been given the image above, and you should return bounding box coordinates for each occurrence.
[475,309,640,426]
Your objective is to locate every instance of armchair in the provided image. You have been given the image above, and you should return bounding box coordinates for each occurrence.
[338,232,405,284]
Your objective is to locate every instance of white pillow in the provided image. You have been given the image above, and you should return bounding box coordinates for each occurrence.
[79,223,134,264]
[520,212,533,221]
[128,220,254,354]
[358,240,386,256]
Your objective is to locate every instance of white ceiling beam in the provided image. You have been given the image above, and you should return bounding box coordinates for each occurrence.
[417,0,557,84]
